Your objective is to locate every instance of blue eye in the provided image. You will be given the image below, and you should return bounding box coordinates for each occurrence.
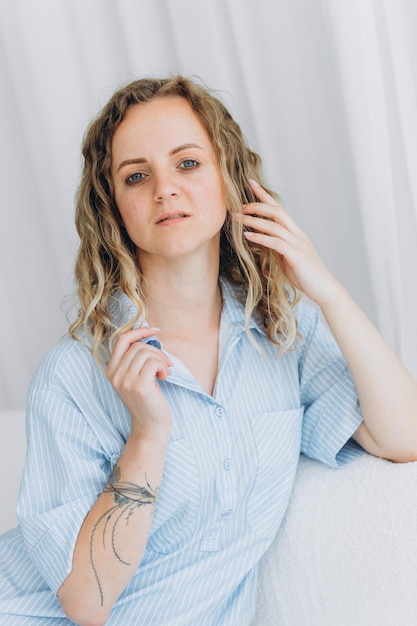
[180,159,199,169]
[126,172,145,184]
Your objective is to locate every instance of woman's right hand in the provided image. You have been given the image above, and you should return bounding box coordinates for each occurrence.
[59,327,172,625]
[106,327,173,439]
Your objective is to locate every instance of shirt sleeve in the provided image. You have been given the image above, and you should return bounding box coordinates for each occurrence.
[17,384,118,595]
[296,298,365,468]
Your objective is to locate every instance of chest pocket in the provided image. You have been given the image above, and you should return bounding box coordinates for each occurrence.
[146,437,201,555]
[246,408,303,539]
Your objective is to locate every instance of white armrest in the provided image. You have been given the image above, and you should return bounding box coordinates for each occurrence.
[252,454,417,625]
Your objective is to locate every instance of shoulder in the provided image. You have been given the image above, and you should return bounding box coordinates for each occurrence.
[292,296,342,372]
[293,296,321,341]
[28,333,96,397]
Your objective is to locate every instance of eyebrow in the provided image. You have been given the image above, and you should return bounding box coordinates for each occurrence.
[116,143,204,173]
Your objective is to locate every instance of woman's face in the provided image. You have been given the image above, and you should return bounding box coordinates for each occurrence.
[111,96,227,267]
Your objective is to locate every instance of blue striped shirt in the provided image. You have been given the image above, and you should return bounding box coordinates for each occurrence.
[0,279,364,625]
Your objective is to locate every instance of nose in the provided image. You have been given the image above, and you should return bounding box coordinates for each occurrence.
[153,169,180,202]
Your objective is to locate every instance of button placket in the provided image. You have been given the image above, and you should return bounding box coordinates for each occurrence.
[215,406,224,418]
[223,458,232,471]
[211,402,237,522]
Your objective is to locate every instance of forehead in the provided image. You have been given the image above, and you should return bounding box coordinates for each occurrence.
[112,96,212,154]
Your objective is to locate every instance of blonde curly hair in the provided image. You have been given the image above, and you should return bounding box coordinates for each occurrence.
[70,75,300,364]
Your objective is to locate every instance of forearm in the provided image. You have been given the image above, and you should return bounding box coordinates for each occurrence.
[241,181,417,461]
[57,433,168,626]
[319,281,417,461]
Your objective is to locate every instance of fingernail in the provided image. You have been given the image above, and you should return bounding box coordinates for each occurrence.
[149,326,161,331]
[249,178,259,187]
[244,231,255,238]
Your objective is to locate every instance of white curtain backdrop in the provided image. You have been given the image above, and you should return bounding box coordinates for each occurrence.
[0,0,415,409]
[323,0,417,383]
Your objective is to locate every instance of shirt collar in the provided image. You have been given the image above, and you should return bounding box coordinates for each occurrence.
[218,276,265,335]
[107,291,162,348]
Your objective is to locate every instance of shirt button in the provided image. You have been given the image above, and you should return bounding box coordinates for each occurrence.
[222,509,233,518]
[215,406,224,418]
[223,458,231,471]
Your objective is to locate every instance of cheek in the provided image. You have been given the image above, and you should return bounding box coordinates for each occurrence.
[203,173,227,211]
[115,190,145,225]
[216,189,228,223]
[215,174,227,211]
[113,188,128,221]
[115,204,146,247]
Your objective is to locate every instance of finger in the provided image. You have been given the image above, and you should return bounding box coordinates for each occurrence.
[248,179,278,205]
[125,352,171,387]
[108,330,171,377]
[116,341,169,376]
[243,202,300,234]
[242,214,297,242]
[109,346,171,389]
[140,357,171,387]
[112,327,172,364]
[111,326,160,360]
[244,230,295,260]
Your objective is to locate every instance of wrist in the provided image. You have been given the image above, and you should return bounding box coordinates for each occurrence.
[314,276,346,311]
[126,428,169,457]
[113,430,169,481]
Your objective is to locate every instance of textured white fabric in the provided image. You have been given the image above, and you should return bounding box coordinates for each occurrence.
[253,453,417,625]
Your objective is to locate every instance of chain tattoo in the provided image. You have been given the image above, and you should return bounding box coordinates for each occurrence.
[89,465,158,606]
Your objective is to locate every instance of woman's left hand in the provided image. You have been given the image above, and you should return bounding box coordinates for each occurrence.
[243,182,417,464]
[242,179,339,305]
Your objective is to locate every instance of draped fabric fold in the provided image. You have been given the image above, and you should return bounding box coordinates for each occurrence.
[322,0,417,377]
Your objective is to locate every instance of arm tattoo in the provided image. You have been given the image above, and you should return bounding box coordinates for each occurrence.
[89,465,158,606]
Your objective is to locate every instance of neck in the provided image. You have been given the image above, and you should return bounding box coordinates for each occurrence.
[140,252,222,332]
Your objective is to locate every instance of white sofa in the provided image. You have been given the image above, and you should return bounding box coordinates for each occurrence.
[2,410,417,625]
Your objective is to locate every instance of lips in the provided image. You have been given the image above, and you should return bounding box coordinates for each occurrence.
[156,212,189,224]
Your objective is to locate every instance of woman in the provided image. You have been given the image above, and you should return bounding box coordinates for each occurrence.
[0,75,416,626]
